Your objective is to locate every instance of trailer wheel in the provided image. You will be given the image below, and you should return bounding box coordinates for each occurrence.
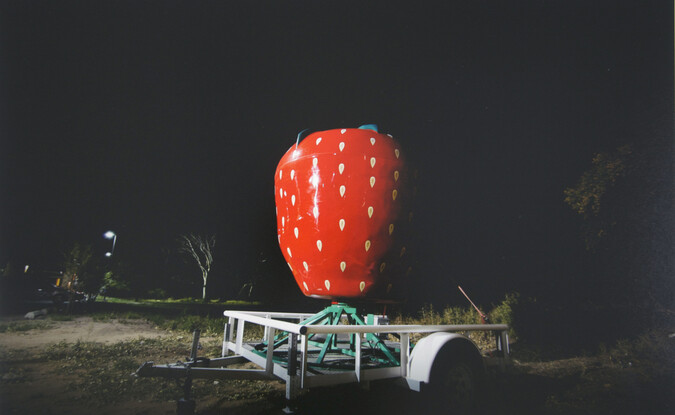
[426,342,483,414]
[437,361,476,412]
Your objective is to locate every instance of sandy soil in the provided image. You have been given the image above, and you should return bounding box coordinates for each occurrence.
[0,316,169,350]
[0,316,182,415]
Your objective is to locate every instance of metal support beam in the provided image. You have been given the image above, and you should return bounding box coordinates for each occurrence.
[399,333,409,377]
[300,334,308,389]
[355,332,362,382]
[235,319,244,354]
[286,333,299,402]
[222,323,229,357]
[190,329,200,361]
[266,328,275,375]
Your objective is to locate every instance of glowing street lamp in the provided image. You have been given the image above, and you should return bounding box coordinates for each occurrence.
[103,231,117,257]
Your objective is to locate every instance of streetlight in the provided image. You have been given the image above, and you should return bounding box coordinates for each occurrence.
[103,231,117,257]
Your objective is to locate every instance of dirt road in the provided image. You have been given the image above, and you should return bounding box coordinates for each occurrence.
[0,316,168,349]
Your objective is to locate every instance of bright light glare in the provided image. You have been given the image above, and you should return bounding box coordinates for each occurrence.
[104,231,116,239]
[309,172,320,187]
[105,252,112,257]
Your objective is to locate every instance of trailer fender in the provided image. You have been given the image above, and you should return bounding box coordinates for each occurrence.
[407,332,483,385]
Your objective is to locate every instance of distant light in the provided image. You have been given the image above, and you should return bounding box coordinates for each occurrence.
[103,231,116,239]
[24,265,30,273]
[105,252,112,257]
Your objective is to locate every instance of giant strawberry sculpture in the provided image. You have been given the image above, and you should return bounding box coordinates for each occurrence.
[275,125,414,302]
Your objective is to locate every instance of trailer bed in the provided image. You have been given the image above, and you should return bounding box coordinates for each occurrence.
[136,307,512,410]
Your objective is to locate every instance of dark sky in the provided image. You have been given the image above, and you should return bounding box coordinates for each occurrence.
[1,1,672,304]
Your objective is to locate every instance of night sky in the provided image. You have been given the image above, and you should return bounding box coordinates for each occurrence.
[1,1,672,306]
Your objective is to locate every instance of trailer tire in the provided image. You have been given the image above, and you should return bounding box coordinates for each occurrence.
[425,341,483,414]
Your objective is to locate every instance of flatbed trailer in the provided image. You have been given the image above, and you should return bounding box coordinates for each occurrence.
[136,304,511,414]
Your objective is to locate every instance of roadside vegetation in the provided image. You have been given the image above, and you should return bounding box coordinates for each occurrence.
[88,310,237,337]
[0,320,52,333]
[392,292,519,351]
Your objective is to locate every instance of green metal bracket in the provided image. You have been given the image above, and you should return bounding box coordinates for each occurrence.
[252,303,400,368]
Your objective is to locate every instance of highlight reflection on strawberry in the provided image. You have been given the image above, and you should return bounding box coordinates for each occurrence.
[274,125,414,301]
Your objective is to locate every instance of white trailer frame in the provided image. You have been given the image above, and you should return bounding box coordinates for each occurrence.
[136,308,511,405]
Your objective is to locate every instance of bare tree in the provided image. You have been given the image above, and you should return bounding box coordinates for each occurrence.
[177,234,215,300]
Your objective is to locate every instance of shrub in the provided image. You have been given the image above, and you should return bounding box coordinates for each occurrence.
[488,292,519,337]
[605,329,675,377]
[392,293,518,351]
[147,288,168,299]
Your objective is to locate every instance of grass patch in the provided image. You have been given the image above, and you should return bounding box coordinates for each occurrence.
[91,311,148,323]
[98,296,261,307]
[22,337,281,407]
[48,314,74,321]
[147,298,262,306]
[156,313,226,336]
[0,320,52,333]
[152,313,263,340]
[82,310,263,340]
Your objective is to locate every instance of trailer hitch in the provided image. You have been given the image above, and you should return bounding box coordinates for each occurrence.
[173,329,201,414]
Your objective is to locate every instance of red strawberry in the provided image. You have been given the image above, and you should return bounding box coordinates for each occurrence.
[274,126,413,301]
